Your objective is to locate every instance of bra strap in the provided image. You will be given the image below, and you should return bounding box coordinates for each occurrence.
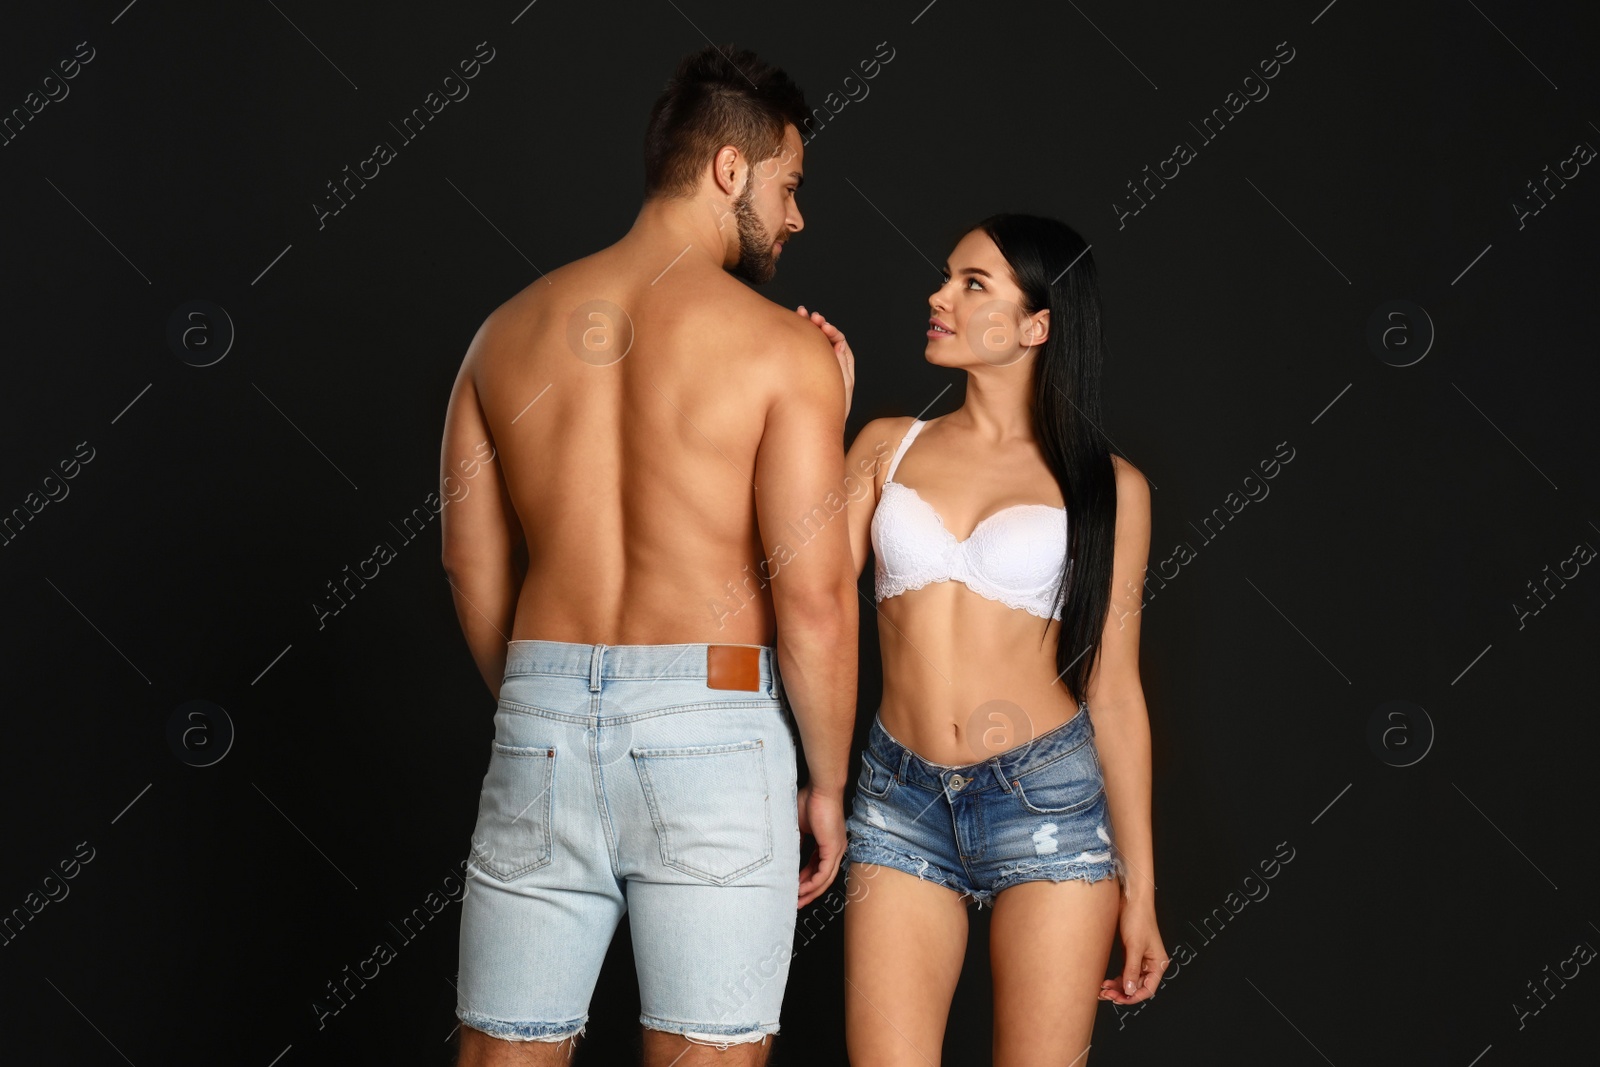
[884,418,925,482]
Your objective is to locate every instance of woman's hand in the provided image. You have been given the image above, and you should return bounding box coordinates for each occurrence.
[1098,900,1167,1005]
[797,305,854,419]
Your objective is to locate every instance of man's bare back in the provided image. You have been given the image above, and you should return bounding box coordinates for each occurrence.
[464,242,838,650]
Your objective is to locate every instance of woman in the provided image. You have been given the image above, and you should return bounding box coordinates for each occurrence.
[823,214,1165,1064]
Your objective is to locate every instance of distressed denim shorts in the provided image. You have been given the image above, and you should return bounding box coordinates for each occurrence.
[455,640,801,1048]
[843,699,1126,909]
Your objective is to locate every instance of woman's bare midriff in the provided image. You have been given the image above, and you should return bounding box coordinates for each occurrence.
[874,580,1081,767]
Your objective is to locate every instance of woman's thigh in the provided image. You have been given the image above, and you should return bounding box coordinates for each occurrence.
[988,877,1120,1066]
[842,862,970,1067]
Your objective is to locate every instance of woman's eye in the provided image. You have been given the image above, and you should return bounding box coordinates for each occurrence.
[965,278,984,291]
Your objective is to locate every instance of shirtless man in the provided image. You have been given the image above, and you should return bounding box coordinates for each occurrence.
[441,46,858,1066]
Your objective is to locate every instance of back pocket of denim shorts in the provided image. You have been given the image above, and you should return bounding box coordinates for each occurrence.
[1013,741,1103,816]
[470,741,555,882]
[633,739,773,885]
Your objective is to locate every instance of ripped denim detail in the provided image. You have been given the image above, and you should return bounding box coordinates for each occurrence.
[641,1013,779,1050]
[845,841,993,908]
[458,1008,586,1043]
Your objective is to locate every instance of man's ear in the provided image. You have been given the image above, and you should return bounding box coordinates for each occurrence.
[712,144,744,197]
[1022,308,1050,348]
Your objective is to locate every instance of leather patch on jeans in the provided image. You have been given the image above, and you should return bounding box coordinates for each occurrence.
[706,645,762,691]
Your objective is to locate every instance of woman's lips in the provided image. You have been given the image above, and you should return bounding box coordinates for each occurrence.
[927,317,954,338]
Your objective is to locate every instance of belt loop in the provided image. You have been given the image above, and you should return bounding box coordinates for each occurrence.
[991,759,1011,792]
[765,648,777,699]
[589,643,605,692]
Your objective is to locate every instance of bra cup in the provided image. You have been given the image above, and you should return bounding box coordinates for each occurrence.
[965,508,1067,595]
[873,480,1069,619]
[872,485,950,579]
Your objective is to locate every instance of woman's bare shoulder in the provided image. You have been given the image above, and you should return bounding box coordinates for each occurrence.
[1109,454,1152,526]
[847,415,918,487]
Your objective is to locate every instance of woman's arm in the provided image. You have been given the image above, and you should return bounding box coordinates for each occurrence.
[1086,454,1166,1004]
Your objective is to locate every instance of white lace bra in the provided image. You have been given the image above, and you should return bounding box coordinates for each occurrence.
[871,418,1069,621]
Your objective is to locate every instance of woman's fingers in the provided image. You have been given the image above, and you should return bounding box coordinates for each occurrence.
[795,308,852,373]
[798,305,829,327]
[1100,946,1164,1005]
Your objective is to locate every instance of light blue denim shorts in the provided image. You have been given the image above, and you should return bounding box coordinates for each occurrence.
[843,699,1125,909]
[455,640,800,1048]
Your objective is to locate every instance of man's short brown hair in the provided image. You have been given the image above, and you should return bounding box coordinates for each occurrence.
[643,45,809,199]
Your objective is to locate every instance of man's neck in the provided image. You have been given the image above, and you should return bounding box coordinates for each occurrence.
[620,195,731,273]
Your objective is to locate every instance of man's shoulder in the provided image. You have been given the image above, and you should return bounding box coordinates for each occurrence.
[763,299,837,358]
[676,274,811,330]
[469,266,558,333]
[676,281,835,370]
[490,257,589,319]
[759,305,840,404]
[466,255,601,354]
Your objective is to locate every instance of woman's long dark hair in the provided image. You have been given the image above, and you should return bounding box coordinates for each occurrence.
[974,214,1120,707]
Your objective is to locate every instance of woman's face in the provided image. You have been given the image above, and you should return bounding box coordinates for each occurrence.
[924,229,1048,368]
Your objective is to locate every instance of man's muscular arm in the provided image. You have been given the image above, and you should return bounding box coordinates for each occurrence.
[756,316,857,906]
[440,318,524,700]
[755,319,858,798]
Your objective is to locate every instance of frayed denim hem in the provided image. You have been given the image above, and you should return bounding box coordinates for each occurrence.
[641,1013,779,1049]
[986,855,1126,907]
[457,1008,586,1043]
[846,842,1128,911]
[844,843,988,907]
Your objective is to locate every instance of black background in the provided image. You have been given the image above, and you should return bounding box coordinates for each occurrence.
[2,1,1597,1064]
